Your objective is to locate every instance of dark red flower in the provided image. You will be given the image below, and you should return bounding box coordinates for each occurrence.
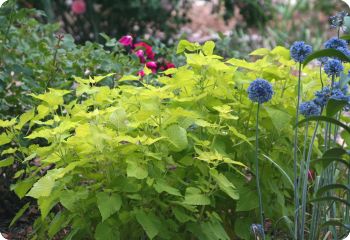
[165,62,175,69]
[71,0,86,14]
[134,42,155,60]
[118,35,133,47]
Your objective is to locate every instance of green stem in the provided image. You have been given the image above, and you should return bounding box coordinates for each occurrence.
[255,103,265,239]
[300,121,319,240]
[293,62,302,239]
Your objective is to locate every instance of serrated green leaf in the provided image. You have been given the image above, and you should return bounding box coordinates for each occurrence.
[210,169,239,200]
[135,210,160,239]
[164,124,188,152]
[127,160,148,179]
[26,175,55,198]
[95,221,120,240]
[154,180,182,196]
[96,192,122,222]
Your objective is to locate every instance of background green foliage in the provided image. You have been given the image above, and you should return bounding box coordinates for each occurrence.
[21,0,273,43]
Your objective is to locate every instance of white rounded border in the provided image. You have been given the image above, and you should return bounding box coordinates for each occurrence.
[0,0,7,7]
[0,233,6,240]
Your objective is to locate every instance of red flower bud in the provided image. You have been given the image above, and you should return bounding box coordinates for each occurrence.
[71,0,86,14]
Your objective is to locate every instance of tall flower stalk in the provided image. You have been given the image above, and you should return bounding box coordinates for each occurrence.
[247,78,274,239]
[290,41,313,239]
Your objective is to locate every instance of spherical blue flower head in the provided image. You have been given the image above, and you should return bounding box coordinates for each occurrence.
[332,82,349,94]
[247,78,274,104]
[335,46,350,57]
[290,41,313,63]
[299,101,321,117]
[324,59,344,76]
[314,86,331,107]
[324,37,348,50]
[330,88,347,101]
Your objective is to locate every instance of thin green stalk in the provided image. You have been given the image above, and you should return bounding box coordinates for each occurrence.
[297,122,309,196]
[293,62,302,239]
[300,121,320,240]
[255,104,265,239]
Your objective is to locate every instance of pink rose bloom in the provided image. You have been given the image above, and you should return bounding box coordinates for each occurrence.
[71,0,86,15]
[118,35,133,47]
[135,49,145,63]
[138,70,145,77]
[134,42,155,60]
[146,61,157,73]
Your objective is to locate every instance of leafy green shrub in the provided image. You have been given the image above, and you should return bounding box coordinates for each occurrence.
[0,3,140,119]
[2,38,336,239]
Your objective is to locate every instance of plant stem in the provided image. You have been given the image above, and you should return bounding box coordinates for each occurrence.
[293,62,302,239]
[255,103,265,239]
[300,121,319,240]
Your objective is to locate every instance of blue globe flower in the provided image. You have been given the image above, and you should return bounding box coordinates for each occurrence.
[330,88,348,101]
[324,59,343,76]
[290,41,313,63]
[333,82,349,94]
[247,79,274,104]
[324,37,348,50]
[314,86,331,107]
[299,101,321,117]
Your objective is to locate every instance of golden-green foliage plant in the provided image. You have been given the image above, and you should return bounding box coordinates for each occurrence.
[1,40,349,239]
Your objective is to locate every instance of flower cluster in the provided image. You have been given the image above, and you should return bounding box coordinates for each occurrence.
[329,11,348,28]
[323,59,344,76]
[299,101,321,117]
[324,37,350,56]
[247,78,274,104]
[118,35,175,77]
[314,85,350,108]
[290,41,313,63]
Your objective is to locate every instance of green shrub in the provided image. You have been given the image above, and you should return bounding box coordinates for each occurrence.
[1,40,334,239]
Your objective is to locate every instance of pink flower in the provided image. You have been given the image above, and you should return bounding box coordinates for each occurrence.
[146,61,157,73]
[118,35,133,47]
[71,0,86,15]
[135,49,145,63]
[138,70,145,77]
[134,42,155,60]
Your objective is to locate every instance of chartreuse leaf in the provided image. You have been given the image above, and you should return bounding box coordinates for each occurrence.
[164,124,188,152]
[0,157,14,167]
[10,202,30,227]
[0,118,16,128]
[0,133,12,146]
[135,210,161,239]
[96,192,122,222]
[15,109,35,130]
[202,41,215,56]
[48,212,71,239]
[210,169,239,200]
[249,48,270,56]
[27,174,55,198]
[11,178,37,199]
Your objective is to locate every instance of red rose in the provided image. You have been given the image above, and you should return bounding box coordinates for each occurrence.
[71,0,86,14]
[134,42,155,60]
[118,35,133,47]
